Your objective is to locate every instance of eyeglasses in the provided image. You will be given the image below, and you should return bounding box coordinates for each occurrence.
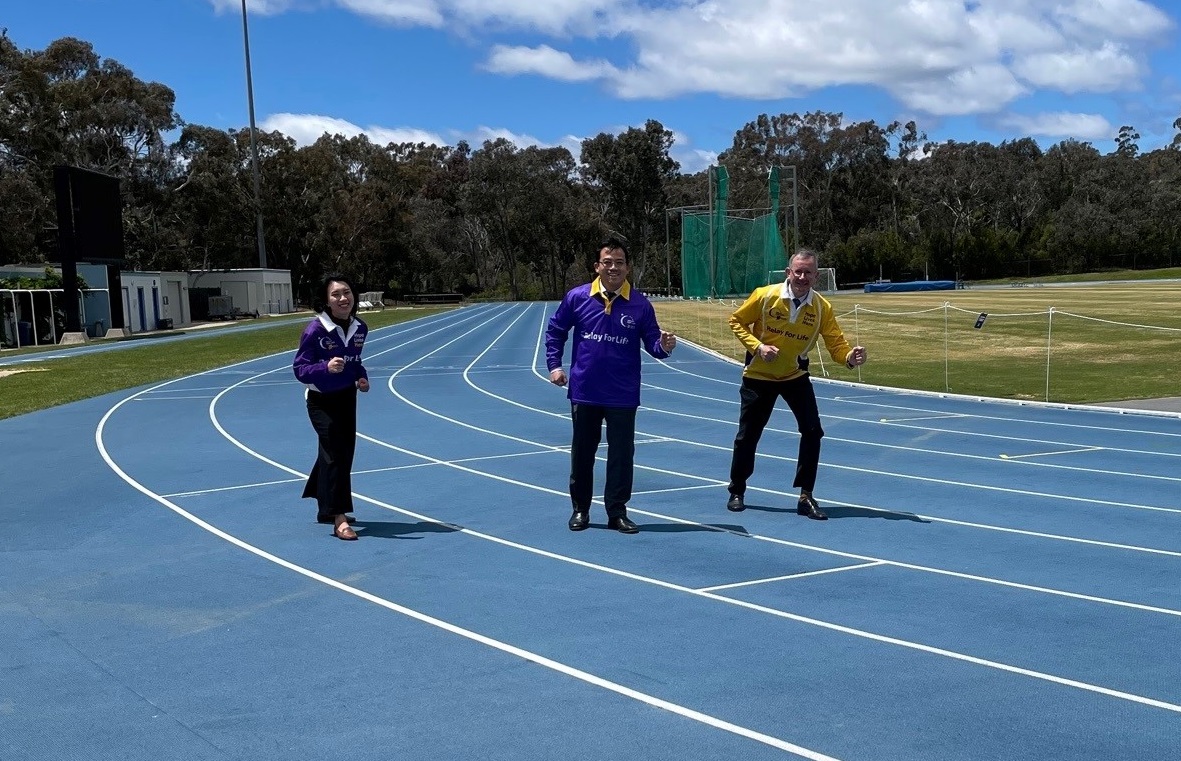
[598,259,626,269]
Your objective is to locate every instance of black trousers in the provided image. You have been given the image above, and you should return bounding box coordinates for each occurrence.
[727,374,824,496]
[302,388,358,518]
[569,403,636,519]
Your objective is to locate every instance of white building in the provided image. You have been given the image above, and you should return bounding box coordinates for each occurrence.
[188,268,294,318]
[119,271,185,332]
[1,264,295,342]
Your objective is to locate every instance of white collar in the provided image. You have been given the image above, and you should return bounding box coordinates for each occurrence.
[781,283,813,305]
[317,311,358,342]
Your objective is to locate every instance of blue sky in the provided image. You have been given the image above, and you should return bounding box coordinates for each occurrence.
[7,0,1181,172]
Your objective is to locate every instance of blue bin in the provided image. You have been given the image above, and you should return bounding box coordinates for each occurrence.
[17,321,32,346]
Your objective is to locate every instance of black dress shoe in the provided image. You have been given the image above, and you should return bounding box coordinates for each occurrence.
[568,510,590,531]
[607,515,640,534]
[726,493,745,512]
[796,494,828,520]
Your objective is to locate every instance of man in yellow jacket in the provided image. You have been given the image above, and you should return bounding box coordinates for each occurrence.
[725,249,867,519]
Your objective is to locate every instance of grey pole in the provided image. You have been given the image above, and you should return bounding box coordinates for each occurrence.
[242,0,268,269]
[708,167,715,298]
[664,209,671,294]
[789,165,799,255]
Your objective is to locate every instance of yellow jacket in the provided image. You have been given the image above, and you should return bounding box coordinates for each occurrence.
[728,285,854,382]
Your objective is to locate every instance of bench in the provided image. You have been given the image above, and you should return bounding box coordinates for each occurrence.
[406,293,463,305]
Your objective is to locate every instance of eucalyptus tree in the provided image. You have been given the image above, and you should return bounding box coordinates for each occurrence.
[169,125,283,273]
[390,141,473,297]
[719,111,846,249]
[463,138,584,300]
[0,34,180,264]
[579,119,679,286]
[1139,146,1181,267]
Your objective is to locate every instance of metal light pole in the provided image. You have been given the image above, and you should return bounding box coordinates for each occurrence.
[241,0,268,268]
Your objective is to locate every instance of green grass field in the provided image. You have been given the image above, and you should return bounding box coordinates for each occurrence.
[654,280,1181,404]
[0,307,450,420]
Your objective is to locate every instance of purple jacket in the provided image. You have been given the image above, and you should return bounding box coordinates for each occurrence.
[545,279,669,408]
[293,313,369,393]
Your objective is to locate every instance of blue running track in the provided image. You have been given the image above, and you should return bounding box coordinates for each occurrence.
[2,302,1179,760]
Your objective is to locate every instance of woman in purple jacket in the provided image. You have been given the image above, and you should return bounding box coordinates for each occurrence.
[293,274,370,540]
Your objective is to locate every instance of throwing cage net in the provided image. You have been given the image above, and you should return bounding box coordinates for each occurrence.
[680,166,789,298]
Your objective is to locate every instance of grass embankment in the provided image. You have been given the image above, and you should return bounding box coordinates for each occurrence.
[0,308,450,420]
[654,281,1181,404]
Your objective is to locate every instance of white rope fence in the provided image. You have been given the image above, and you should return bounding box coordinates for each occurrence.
[834,303,1181,402]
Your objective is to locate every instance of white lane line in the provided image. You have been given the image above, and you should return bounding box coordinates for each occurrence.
[637,403,1181,509]
[878,415,969,423]
[359,422,1181,615]
[1000,447,1104,460]
[648,347,1181,453]
[698,562,886,592]
[134,395,218,401]
[163,477,305,498]
[112,304,1181,728]
[391,305,1181,599]
[162,438,564,499]
[98,411,840,760]
[838,395,1181,437]
[642,388,1181,485]
[207,367,1181,717]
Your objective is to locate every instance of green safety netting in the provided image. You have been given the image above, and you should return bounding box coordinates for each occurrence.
[680,166,788,298]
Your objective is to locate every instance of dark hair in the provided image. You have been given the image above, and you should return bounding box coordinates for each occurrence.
[316,272,359,319]
[598,235,629,263]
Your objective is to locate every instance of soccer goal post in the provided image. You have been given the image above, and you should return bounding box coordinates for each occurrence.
[816,267,837,293]
[766,267,838,293]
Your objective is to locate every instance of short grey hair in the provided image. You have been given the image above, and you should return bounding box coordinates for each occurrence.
[790,248,819,268]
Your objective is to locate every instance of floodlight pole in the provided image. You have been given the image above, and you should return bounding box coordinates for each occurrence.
[664,210,671,293]
[242,0,268,269]
[783,165,799,255]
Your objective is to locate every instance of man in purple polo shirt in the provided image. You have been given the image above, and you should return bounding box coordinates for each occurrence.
[545,237,677,534]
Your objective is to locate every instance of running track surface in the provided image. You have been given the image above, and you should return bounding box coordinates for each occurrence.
[2,302,1179,761]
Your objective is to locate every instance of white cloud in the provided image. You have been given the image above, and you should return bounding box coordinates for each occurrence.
[261,114,588,156]
[217,0,1177,152]
[1052,0,1174,39]
[217,0,1175,118]
[446,0,620,34]
[597,1,1171,113]
[466,125,545,147]
[333,0,621,33]
[995,111,1114,141]
[335,0,445,27]
[1013,42,1142,92]
[261,113,446,146]
[890,64,1030,117]
[484,45,619,82]
[674,148,717,175]
[209,0,302,15]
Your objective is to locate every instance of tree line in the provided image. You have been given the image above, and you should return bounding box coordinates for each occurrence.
[3,34,1180,302]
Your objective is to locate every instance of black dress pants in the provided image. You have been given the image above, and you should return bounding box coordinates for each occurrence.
[303,387,358,518]
[727,374,824,496]
[569,403,636,519]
